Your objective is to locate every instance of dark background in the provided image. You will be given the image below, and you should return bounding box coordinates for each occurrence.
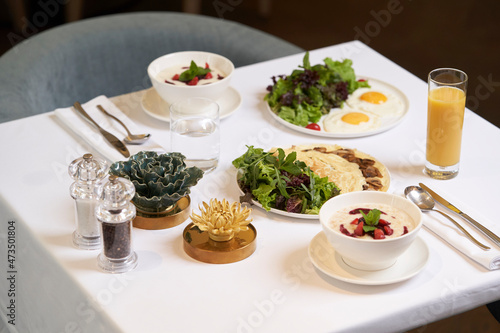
[0,1,499,331]
[1,0,499,128]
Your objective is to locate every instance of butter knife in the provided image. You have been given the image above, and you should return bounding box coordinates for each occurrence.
[73,102,130,158]
[419,183,500,246]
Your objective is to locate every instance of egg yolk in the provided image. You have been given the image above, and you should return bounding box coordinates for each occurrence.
[341,112,370,125]
[360,91,387,104]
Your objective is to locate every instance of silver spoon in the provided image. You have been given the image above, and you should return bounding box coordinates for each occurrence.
[97,105,151,144]
[404,185,490,251]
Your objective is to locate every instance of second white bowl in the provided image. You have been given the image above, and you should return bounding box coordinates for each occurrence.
[319,191,423,271]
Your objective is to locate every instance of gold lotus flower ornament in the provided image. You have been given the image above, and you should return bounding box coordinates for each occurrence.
[190,199,252,242]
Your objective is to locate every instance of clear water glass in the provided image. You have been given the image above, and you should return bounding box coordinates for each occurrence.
[170,97,220,173]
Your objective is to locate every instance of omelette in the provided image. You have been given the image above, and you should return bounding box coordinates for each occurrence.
[272,144,390,193]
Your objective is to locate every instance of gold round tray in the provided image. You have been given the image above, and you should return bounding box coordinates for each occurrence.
[182,223,257,264]
[133,196,191,230]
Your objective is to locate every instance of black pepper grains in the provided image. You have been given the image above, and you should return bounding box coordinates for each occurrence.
[101,221,132,259]
[95,175,138,273]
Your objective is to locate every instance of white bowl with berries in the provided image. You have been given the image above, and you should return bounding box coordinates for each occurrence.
[148,51,234,106]
[319,191,422,271]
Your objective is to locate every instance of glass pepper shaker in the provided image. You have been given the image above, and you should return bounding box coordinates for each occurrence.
[95,175,138,273]
[68,153,108,250]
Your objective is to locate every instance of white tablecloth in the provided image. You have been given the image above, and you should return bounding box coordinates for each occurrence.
[1,41,500,333]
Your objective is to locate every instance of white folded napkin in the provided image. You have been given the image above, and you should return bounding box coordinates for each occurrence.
[423,213,500,270]
[55,95,165,163]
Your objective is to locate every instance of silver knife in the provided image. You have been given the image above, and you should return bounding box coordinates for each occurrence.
[73,102,130,158]
[419,183,500,246]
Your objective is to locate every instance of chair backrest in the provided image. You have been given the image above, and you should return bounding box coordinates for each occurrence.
[0,12,303,123]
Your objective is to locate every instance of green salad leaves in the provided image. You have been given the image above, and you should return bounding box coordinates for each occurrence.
[265,52,369,127]
[232,146,341,215]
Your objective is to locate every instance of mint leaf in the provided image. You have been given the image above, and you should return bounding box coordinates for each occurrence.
[360,209,381,226]
[363,225,377,233]
[178,61,211,82]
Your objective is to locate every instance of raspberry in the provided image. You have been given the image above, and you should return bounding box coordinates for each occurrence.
[374,229,385,239]
[383,226,394,235]
[354,222,364,236]
[187,77,199,85]
[378,219,390,226]
[172,74,180,80]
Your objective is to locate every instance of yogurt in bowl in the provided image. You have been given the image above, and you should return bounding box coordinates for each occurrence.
[329,203,415,240]
[148,51,234,105]
[319,191,422,271]
[156,63,227,86]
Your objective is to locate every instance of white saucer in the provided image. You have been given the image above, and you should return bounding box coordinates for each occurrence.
[141,86,242,122]
[308,232,429,285]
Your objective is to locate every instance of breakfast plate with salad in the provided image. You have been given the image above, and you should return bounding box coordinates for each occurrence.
[232,144,390,219]
[264,53,409,137]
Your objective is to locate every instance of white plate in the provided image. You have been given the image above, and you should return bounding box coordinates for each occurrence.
[141,86,242,122]
[253,202,319,219]
[266,77,409,138]
[235,142,392,220]
[308,232,429,285]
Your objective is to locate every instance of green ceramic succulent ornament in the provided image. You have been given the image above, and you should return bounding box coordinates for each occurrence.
[109,151,204,212]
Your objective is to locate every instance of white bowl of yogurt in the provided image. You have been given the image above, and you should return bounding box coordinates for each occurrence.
[148,51,234,105]
[319,191,422,271]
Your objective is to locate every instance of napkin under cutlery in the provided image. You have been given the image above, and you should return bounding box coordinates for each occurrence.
[55,95,165,163]
[423,208,500,270]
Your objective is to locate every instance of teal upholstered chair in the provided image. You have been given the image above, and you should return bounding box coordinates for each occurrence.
[0,12,303,123]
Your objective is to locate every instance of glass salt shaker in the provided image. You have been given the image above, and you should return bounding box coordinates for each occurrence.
[95,175,138,273]
[69,153,108,250]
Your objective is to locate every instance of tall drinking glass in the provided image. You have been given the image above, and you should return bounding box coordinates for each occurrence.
[425,68,467,180]
[170,97,220,173]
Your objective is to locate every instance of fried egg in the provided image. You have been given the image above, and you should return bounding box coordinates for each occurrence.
[346,88,404,117]
[323,108,381,133]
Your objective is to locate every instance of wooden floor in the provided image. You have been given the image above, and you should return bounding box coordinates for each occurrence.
[0,0,499,331]
[406,305,500,333]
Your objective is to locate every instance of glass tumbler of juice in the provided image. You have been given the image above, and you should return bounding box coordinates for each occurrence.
[425,68,467,179]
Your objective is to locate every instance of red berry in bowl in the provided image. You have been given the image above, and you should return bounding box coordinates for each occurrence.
[374,229,385,239]
[187,77,199,85]
[354,222,364,236]
[383,226,394,235]
[378,219,390,226]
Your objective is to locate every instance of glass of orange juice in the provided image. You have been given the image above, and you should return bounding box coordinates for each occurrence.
[425,68,468,179]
